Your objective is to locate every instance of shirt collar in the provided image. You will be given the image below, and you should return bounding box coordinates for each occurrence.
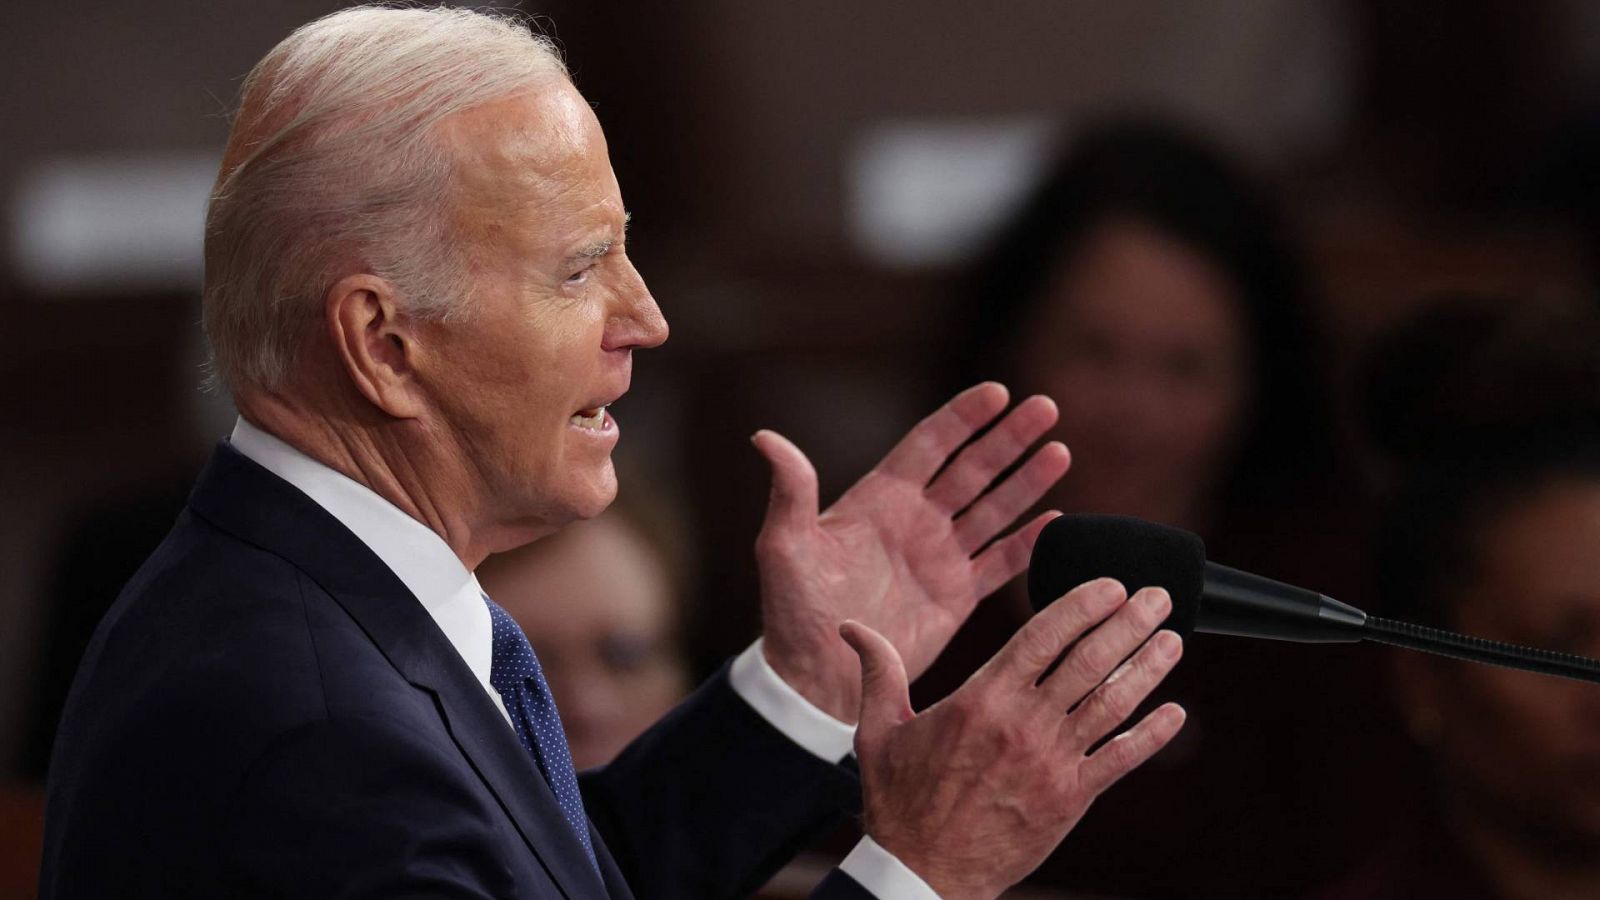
[227,416,495,692]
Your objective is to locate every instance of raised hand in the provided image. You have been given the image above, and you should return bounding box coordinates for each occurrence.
[843,579,1187,899]
[752,382,1070,723]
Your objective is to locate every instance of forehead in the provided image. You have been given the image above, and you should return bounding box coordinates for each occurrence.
[1050,219,1243,343]
[442,79,621,246]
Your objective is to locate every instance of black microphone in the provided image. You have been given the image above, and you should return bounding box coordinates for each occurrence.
[1027,513,1600,685]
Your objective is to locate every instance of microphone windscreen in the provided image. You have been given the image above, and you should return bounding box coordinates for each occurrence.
[1027,514,1207,636]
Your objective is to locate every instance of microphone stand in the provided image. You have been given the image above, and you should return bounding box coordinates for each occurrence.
[1362,617,1600,685]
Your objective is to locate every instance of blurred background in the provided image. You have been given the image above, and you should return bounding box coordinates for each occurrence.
[5,1,1600,897]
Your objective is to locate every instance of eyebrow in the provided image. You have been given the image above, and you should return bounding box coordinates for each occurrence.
[562,212,631,266]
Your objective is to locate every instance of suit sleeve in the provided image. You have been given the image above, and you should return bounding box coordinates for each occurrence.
[580,662,862,900]
[217,715,516,899]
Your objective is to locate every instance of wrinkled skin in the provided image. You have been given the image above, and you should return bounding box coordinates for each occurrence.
[844,580,1186,898]
[752,383,1070,722]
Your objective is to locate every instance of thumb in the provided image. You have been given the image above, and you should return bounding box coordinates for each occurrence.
[752,429,820,537]
[839,620,914,749]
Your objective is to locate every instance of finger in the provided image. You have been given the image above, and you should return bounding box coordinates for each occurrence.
[969,510,1060,599]
[951,441,1070,554]
[1038,587,1172,712]
[752,429,820,538]
[839,620,915,752]
[1079,702,1187,797]
[925,394,1059,514]
[978,577,1127,688]
[875,382,1009,486]
[1058,630,1183,754]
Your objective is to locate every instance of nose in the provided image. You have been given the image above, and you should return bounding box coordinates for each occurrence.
[604,256,668,352]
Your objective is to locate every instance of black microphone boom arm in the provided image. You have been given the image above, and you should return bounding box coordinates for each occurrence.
[1361,616,1600,685]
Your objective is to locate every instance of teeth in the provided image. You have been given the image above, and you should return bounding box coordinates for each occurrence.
[569,405,607,430]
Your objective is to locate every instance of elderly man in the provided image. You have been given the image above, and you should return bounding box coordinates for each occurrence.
[39,7,1185,899]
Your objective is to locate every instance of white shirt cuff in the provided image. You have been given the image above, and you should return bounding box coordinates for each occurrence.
[728,638,856,763]
[838,835,943,899]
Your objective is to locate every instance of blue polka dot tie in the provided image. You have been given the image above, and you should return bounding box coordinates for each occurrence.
[484,594,599,874]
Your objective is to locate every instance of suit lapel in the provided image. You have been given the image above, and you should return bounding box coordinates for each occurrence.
[188,443,611,899]
[591,825,635,900]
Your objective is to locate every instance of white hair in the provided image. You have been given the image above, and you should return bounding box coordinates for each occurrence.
[202,4,567,392]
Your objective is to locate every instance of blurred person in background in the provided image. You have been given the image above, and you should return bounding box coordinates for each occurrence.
[477,482,693,771]
[945,121,1341,541]
[920,120,1393,897]
[1316,298,1600,900]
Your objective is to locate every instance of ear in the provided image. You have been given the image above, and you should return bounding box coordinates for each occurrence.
[325,274,428,418]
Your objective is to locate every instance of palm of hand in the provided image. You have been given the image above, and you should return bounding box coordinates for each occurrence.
[768,472,973,677]
[753,385,1070,723]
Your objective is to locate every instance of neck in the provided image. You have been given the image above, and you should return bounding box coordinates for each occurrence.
[1449,793,1600,900]
[237,389,506,569]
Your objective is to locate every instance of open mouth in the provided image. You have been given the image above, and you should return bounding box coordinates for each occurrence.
[569,405,609,431]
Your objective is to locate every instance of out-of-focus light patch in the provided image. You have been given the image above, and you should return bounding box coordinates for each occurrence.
[8,151,219,295]
[848,119,1057,269]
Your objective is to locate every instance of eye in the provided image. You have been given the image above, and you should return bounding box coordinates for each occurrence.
[565,267,592,287]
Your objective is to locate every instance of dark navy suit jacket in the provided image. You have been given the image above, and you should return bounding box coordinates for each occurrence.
[40,443,875,898]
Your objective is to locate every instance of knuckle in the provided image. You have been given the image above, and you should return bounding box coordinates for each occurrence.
[1017,621,1065,667]
[1094,735,1138,777]
[1065,641,1111,685]
[1073,687,1112,730]
[998,719,1036,756]
[943,692,982,734]
[1051,770,1087,809]
[1133,640,1170,676]
[1133,637,1179,685]
[1113,729,1151,767]
[1099,682,1139,724]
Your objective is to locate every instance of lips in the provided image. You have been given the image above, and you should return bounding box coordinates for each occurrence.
[570,388,625,432]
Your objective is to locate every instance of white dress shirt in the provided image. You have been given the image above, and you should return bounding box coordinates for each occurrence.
[229,417,938,899]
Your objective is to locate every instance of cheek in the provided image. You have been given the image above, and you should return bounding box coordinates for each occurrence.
[617,664,688,726]
[1170,377,1247,460]
[1440,670,1576,788]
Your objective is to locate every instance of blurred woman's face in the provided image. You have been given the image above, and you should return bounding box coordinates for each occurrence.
[479,515,690,770]
[1020,218,1250,529]
[1411,479,1600,844]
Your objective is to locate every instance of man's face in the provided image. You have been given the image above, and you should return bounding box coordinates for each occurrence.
[420,79,666,544]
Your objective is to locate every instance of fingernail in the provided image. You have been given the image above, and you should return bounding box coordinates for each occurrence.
[1137,588,1171,614]
[1153,630,1181,659]
[1097,578,1127,602]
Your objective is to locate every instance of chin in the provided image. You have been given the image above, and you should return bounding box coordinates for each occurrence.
[565,461,619,521]
[491,463,618,552]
